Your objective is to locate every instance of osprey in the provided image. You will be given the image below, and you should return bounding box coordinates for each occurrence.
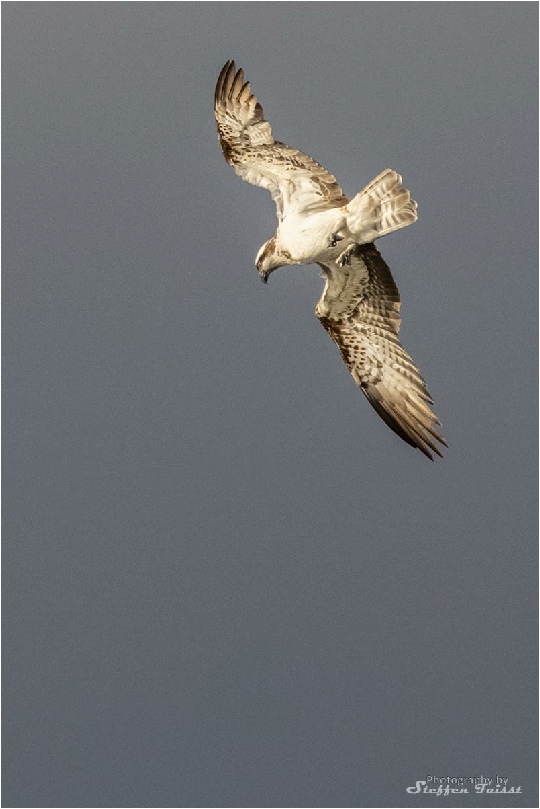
[214,61,447,460]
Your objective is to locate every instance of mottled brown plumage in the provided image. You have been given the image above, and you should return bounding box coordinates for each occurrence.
[215,60,348,218]
[214,61,447,459]
[317,244,446,459]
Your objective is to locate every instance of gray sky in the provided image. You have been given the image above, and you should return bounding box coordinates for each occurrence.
[3,3,538,807]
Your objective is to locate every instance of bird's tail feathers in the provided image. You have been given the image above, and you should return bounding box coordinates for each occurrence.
[346,169,418,243]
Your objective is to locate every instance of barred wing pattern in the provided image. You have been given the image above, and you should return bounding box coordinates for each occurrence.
[214,61,348,219]
[316,244,447,459]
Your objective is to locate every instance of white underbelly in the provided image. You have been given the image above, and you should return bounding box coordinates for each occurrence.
[278,209,348,264]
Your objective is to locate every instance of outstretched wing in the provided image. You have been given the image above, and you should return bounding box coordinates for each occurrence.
[214,61,348,220]
[316,244,447,459]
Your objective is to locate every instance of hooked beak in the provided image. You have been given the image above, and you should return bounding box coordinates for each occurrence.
[259,270,269,284]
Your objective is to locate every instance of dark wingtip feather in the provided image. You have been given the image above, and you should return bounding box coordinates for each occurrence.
[214,60,236,108]
[362,385,446,460]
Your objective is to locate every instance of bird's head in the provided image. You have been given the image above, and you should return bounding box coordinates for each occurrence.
[255,237,283,284]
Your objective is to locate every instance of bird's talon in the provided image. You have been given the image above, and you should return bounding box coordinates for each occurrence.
[336,243,359,267]
[329,233,344,248]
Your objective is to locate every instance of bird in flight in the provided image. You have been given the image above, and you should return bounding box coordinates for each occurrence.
[214,60,447,459]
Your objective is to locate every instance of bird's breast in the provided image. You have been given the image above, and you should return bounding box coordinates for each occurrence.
[278,210,347,264]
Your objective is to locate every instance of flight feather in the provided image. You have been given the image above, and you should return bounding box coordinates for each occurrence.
[317,244,447,459]
[214,60,348,219]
